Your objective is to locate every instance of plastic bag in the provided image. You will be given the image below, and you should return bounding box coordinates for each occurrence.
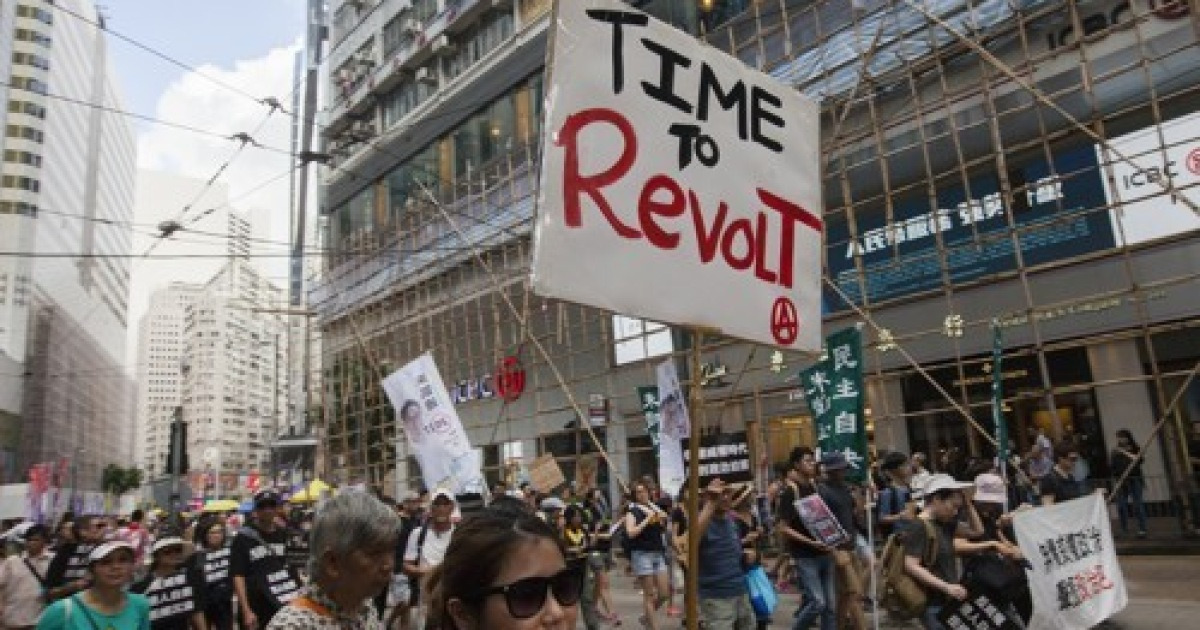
[746,565,778,616]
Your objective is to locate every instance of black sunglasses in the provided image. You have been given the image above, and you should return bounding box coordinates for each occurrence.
[472,565,584,619]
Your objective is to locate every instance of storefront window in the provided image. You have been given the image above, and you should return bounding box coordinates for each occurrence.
[612,316,673,365]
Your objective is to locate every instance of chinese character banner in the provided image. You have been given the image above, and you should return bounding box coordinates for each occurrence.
[800,327,868,482]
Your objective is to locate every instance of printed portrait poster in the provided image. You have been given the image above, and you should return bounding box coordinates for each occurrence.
[381,353,485,495]
[1013,493,1127,630]
[796,493,850,548]
[531,0,824,351]
[656,360,690,498]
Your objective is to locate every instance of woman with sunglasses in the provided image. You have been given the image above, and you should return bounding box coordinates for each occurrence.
[36,541,151,630]
[428,508,583,629]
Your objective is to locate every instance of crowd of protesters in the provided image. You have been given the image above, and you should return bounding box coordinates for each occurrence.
[0,426,1154,630]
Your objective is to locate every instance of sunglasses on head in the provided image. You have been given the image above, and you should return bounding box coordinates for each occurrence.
[473,565,584,619]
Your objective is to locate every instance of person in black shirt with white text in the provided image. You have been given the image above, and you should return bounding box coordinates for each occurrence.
[130,537,207,630]
[44,515,107,602]
[193,520,233,630]
[230,491,301,630]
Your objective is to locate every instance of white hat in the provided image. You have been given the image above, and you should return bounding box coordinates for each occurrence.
[152,537,186,554]
[921,473,973,497]
[540,497,566,511]
[88,540,134,563]
[974,474,1007,504]
[431,488,456,503]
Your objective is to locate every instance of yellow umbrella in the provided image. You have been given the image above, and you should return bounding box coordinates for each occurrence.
[289,479,331,503]
[202,499,240,513]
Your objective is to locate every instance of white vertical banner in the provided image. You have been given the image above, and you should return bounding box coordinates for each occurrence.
[381,353,486,495]
[656,359,690,498]
[1013,493,1128,630]
[531,0,824,351]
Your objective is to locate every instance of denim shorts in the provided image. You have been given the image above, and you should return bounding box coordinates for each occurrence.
[630,549,667,577]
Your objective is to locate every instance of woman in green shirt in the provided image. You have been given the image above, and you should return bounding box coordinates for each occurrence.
[37,541,150,630]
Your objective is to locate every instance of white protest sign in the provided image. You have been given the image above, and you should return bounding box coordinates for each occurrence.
[1013,493,1127,630]
[1098,110,1200,246]
[381,353,486,495]
[656,359,689,498]
[531,0,823,351]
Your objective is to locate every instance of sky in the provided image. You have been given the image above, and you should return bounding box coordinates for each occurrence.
[102,0,309,369]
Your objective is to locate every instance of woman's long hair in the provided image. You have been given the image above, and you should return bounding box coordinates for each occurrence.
[425,507,566,629]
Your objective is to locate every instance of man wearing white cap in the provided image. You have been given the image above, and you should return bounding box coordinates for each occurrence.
[403,489,456,625]
[903,474,987,630]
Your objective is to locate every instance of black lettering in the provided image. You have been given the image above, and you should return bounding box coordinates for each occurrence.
[750,86,784,152]
[697,63,747,140]
[640,38,693,113]
[585,9,649,95]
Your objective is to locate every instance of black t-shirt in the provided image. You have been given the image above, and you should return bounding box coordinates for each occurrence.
[131,566,207,630]
[776,481,828,558]
[194,545,232,607]
[822,482,858,543]
[1109,446,1144,480]
[46,542,97,588]
[1039,468,1086,504]
[229,525,301,623]
[903,519,959,606]
[284,527,310,574]
[626,505,665,553]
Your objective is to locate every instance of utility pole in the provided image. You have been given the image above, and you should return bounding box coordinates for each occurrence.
[168,405,184,532]
[290,0,325,307]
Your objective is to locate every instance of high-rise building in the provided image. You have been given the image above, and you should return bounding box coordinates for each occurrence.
[0,0,136,488]
[134,282,204,476]
[179,260,289,493]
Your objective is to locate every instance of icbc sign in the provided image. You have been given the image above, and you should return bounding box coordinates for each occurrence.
[495,356,526,402]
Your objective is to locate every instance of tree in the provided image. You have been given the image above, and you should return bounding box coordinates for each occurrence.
[102,465,144,496]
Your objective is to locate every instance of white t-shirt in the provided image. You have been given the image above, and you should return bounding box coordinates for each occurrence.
[404,524,454,568]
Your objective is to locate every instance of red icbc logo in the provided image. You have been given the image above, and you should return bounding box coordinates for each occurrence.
[495,356,526,402]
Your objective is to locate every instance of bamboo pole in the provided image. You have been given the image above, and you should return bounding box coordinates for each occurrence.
[684,329,705,630]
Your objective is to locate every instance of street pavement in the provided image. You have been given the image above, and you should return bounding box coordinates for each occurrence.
[592,555,1200,629]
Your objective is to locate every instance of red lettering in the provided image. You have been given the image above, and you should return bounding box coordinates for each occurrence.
[638,174,686,249]
[721,218,755,270]
[753,211,778,283]
[758,188,821,290]
[688,190,727,263]
[559,108,641,238]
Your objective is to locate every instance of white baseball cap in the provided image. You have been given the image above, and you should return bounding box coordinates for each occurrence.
[88,540,134,564]
[921,473,974,497]
[152,536,186,554]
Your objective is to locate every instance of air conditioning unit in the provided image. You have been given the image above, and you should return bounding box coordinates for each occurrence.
[431,35,456,56]
[354,51,376,67]
[401,17,421,35]
[414,67,436,86]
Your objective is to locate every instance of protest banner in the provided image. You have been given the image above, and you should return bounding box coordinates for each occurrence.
[531,0,823,351]
[938,592,1023,630]
[681,431,752,487]
[656,360,690,497]
[795,493,851,547]
[1013,493,1127,630]
[381,353,486,495]
[637,386,662,448]
[529,454,567,493]
[800,327,869,481]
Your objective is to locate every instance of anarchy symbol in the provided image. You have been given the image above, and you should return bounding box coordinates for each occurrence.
[771,297,800,346]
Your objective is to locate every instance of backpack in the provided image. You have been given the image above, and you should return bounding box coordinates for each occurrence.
[877,518,938,619]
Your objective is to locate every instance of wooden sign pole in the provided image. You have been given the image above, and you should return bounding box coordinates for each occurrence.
[684,328,709,630]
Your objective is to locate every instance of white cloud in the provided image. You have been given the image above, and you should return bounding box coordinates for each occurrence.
[137,40,303,246]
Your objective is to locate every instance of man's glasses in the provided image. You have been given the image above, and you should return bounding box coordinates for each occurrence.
[472,565,584,619]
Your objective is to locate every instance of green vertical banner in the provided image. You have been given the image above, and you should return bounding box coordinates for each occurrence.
[991,321,1008,481]
[637,386,661,453]
[800,327,868,482]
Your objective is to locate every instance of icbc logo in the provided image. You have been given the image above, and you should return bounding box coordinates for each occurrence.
[1186,147,1200,176]
[495,356,526,402]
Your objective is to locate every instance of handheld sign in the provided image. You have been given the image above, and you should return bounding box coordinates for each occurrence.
[531,0,823,351]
